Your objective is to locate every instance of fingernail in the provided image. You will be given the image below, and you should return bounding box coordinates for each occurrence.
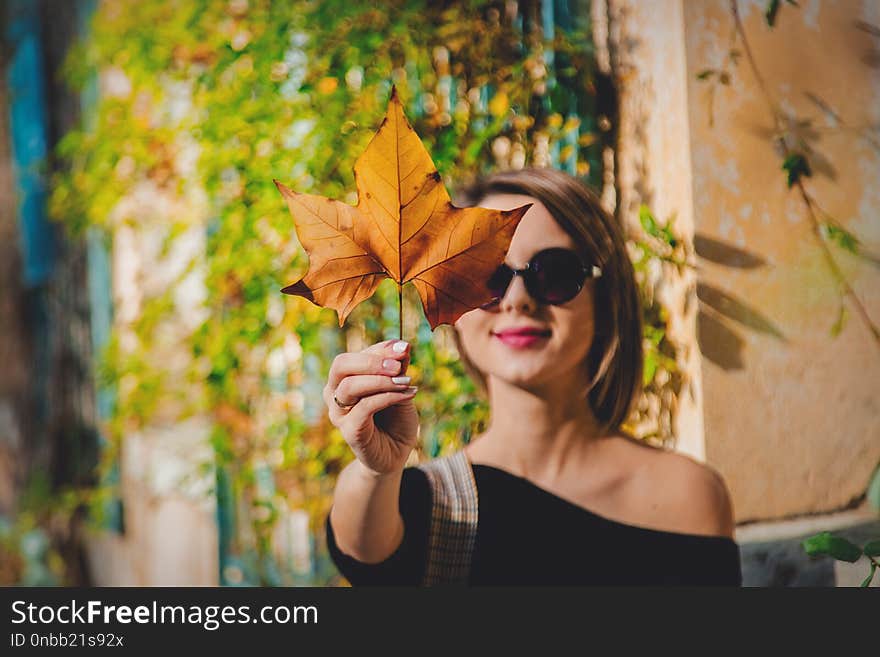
[403,386,418,394]
[391,376,411,384]
[392,340,408,353]
[382,358,400,372]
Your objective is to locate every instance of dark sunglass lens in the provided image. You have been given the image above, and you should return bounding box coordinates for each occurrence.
[533,249,584,303]
[486,264,513,299]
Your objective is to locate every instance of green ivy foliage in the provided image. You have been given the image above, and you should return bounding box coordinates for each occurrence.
[49,0,678,585]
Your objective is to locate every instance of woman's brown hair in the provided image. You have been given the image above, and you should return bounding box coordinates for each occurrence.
[451,166,643,435]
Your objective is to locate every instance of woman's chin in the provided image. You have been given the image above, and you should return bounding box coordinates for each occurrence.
[486,363,554,389]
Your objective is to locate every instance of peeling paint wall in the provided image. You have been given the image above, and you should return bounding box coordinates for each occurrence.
[84,419,219,586]
[83,166,219,585]
[684,0,879,521]
[611,0,879,522]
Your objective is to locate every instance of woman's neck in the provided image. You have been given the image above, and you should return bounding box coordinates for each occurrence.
[467,374,606,481]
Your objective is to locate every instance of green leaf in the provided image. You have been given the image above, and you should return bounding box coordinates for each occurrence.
[662,221,677,246]
[765,0,781,27]
[860,562,876,588]
[765,0,798,27]
[864,540,880,557]
[830,303,848,337]
[639,205,659,236]
[643,351,658,387]
[802,532,863,563]
[782,153,811,187]
[644,325,665,345]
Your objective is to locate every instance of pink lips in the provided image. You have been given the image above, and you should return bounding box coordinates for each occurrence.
[492,328,551,349]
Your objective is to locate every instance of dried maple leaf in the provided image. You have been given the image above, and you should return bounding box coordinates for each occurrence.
[275,85,530,334]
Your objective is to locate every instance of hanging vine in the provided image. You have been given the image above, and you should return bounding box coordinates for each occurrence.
[47,0,680,585]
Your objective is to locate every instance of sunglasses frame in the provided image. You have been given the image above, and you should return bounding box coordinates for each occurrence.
[480,247,602,309]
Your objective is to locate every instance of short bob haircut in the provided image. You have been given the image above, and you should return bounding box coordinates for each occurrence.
[451,166,643,436]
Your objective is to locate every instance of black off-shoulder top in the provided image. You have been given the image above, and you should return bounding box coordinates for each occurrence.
[326,464,743,586]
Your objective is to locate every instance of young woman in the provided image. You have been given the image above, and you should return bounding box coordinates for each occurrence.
[322,167,741,585]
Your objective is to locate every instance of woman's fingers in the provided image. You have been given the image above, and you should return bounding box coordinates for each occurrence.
[325,341,410,391]
[340,389,419,443]
[333,373,414,406]
[323,339,412,419]
[321,339,421,473]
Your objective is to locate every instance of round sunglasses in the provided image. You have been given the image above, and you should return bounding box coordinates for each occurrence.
[479,247,602,309]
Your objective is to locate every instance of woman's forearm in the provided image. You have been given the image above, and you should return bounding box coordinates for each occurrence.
[328,459,405,563]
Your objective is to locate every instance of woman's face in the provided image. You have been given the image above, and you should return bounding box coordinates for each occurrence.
[455,193,597,395]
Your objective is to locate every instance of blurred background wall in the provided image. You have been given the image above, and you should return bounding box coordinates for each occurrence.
[610,0,880,518]
[608,0,880,586]
[1,0,878,587]
[690,0,878,521]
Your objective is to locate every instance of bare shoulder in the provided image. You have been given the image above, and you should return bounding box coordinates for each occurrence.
[613,436,736,539]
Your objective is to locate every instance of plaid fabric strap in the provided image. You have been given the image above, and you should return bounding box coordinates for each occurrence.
[416,450,479,586]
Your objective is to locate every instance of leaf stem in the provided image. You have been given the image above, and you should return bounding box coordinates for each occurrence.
[398,283,403,341]
[730,1,781,133]
[797,186,880,346]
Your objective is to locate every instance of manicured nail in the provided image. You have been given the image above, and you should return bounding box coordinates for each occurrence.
[392,340,408,353]
[382,358,400,372]
[403,386,418,394]
[391,375,411,385]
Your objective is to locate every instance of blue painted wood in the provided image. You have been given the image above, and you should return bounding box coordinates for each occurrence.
[542,0,564,170]
[5,0,56,288]
[554,0,578,176]
[215,464,240,585]
[86,228,115,422]
[76,0,100,126]
[74,0,123,533]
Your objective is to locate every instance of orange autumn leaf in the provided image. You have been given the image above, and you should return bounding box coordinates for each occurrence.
[275,85,530,330]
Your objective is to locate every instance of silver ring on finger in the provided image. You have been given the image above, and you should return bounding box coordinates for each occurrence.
[333,392,359,410]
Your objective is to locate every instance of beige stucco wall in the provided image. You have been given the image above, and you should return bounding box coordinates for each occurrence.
[611,0,880,522]
[685,0,879,521]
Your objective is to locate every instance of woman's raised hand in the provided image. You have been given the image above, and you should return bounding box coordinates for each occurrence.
[323,339,420,476]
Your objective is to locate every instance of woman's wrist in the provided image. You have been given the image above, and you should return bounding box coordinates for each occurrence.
[352,458,404,482]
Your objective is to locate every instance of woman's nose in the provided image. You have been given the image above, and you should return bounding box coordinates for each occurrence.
[498,272,537,313]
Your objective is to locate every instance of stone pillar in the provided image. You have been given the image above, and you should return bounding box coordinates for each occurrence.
[605,0,706,460]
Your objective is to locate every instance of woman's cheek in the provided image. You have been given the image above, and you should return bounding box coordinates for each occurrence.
[454,316,488,365]
[455,308,481,328]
